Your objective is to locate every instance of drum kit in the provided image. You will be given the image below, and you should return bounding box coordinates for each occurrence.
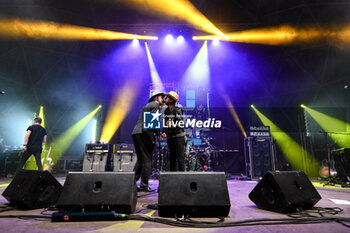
[152,134,216,174]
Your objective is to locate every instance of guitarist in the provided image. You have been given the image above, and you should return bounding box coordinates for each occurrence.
[15,117,47,175]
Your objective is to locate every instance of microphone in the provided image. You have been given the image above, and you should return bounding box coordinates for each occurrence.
[0,91,5,95]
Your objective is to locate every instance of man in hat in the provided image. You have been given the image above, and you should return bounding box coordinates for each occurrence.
[162,91,186,171]
[132,91,164,192]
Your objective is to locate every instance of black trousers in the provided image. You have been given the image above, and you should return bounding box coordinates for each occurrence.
[167,136,185,171]
[132,133,155,187]
[15,148,43,174]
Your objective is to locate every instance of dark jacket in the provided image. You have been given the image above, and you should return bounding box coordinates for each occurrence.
[164,105,185,138]
[132,101,161,136]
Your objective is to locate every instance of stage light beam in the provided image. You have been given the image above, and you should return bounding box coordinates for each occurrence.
[222,93,247,138]
[252,106,320,177]
[38,106,45,128]
[92,119,97,143]
[192,24,350,49]
[303,106,350,148]
[117,0,227,39]
[100,82,139,143]
[182,41,210,87]
[0,18,158,40]
[50,105,102,163]
[145,42,164,91]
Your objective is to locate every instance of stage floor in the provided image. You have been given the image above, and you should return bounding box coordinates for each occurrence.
[0,176,349,233]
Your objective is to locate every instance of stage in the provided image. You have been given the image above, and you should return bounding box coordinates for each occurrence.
[0,1,350,232]
[0,176,349,233]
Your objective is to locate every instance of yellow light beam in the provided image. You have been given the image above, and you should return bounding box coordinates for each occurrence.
[193,25,327,45]
[145,42,164,91]
[193,24,350,48]
[118,0,227,40]
[220,90,247,138]
[100,82,139,143]
[38,106,45,128]
[0,18,158,40]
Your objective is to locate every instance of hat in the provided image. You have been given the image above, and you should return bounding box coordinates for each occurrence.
[166,91,179,102]
[148,91,165,103]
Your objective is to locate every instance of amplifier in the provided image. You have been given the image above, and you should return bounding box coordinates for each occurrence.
[82,154,112,172]
[2,150,21,177]
[114,144,135,154]
[245,137,276,179]
[249,126,271,137]
[113,144,136,172]
[85,144,113,153]
[332,148,350,181]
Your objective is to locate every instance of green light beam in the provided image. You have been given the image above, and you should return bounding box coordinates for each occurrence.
[253,107,320,177]
[50,105,101,164]
[303,106,350,148]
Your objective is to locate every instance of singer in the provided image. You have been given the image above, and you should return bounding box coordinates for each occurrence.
[162,91,186,171]
[132,91,164,192]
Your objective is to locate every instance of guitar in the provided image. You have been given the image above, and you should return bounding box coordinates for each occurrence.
[42,146,52,171]
[319,159,337,178]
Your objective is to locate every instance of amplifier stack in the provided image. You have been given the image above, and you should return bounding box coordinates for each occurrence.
[113,144,137,172]
[82,143,136,172]
[82,144,113,172]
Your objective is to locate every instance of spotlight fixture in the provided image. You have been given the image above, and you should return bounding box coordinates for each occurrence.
[132,38,139,46]
[212,38,220,46]
[300,104,306,108]
[177,35,184,43]
[165,34,174,43]
[250,105,255,108]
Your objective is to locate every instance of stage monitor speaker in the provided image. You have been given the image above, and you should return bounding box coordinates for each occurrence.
[158,172,231,217]
[2,170,63,209]
[249,170,321,213]
[56,172,137,214]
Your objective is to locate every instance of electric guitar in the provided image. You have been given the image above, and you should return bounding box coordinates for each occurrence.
[319,159,337,178]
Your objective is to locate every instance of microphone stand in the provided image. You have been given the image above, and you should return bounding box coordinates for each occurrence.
[158,135,162,175]
[322,131,335,187]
